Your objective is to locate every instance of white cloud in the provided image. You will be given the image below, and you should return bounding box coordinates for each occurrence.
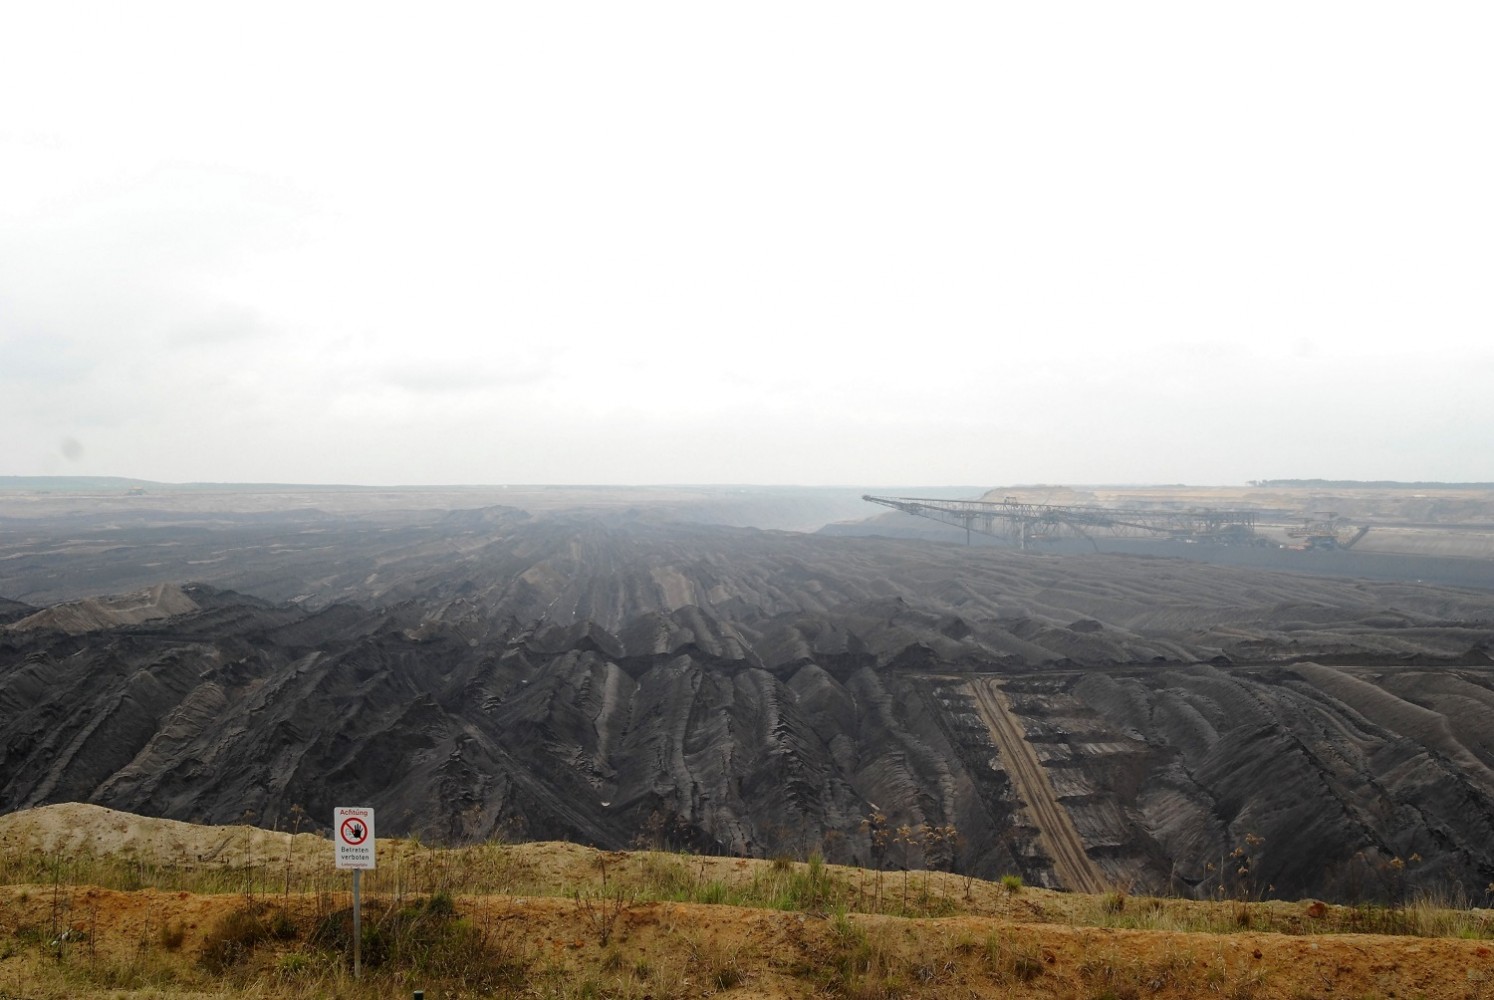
[1,2,1491,484]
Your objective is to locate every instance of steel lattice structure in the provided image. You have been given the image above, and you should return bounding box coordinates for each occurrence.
[862,495,1262,549]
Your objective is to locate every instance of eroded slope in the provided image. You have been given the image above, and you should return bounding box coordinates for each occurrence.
[3,511,1494,902]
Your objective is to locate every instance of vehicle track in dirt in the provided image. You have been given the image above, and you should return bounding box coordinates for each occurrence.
[966,676,1107,894]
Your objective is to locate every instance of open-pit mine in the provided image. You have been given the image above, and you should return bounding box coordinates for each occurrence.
[3,480,1493,905]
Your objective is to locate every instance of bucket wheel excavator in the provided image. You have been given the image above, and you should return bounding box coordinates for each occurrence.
[1286,512,1371,550]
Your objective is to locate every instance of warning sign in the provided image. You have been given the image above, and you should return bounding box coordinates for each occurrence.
[334,807,376,870]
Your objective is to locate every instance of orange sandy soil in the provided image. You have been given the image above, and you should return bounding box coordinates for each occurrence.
[3,806,1494,998]
[3,883,1494,999]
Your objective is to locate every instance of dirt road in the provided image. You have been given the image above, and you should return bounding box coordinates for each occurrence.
[967,677,1107,894]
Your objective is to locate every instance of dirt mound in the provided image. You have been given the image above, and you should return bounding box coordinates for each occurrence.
[5,582,197,634]
[0,802,326,873]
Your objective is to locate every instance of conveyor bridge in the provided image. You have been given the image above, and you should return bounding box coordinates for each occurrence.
[863,495,1261,549]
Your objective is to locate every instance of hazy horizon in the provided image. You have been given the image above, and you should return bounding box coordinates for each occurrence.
[4,4,1490,486]
[9,474,1494,495]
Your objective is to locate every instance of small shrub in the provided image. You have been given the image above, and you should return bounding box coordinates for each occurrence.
[13,924,45,946]
[831,908,864,948]
[712,962,743,990]
[269,910,298,940]
[310,896,528,985]
[638,853,696,899]
[158,921,186,950]
[986,932,1044,984]
[697,879,731,905]
[1001,874,1023,895]
[1011,953,1044,982]
[200,903,274,973]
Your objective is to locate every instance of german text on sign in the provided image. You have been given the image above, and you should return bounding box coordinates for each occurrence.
[334,806,376,870]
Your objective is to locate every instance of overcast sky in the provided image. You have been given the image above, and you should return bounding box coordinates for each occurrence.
[3,3,1491,486]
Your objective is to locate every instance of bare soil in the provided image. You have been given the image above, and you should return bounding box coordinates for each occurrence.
[3,804,1494,999]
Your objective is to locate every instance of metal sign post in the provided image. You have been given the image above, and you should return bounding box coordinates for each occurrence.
[352,868,361,977]
[334,807,376,979]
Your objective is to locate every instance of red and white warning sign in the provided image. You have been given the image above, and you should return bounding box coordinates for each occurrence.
[334,806,376,870]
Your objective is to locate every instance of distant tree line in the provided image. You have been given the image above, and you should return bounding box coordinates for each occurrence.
[1248,479,1494,489]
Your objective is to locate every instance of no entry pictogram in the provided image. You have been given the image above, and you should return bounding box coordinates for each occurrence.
[333,806,376,870]
[332,806,377,980]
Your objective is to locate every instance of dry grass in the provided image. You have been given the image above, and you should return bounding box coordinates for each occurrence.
[4,804,1494,998]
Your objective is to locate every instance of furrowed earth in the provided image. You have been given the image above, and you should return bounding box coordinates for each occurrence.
[3,481,1494,996]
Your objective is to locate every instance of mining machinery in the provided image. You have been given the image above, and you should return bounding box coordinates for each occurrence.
[862,495,1263,549]
[1285,512,1372,550]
